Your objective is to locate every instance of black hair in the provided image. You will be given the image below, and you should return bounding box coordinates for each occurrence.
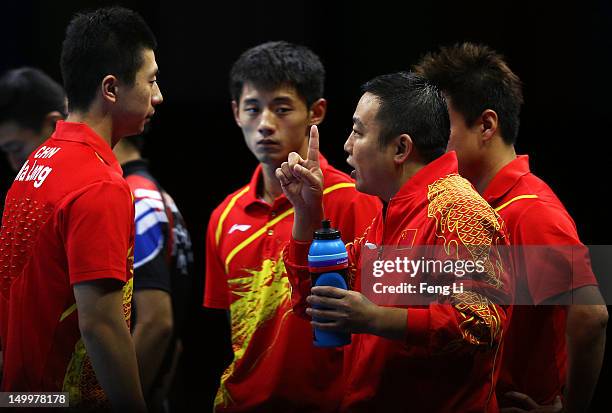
[60,6,157,112]
[229,41,325,107]
[413,43,524,145]
[361,72,450,162]
[0,67,66,131]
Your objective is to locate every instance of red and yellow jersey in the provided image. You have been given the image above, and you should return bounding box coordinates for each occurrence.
[0,121,135,408]
[483,155,598,405]
[286,151,511,412]
[204,154,381,412]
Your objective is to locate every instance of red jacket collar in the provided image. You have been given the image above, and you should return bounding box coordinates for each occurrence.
[52,121,122,173]
[482,155,531,203]
[391,151,459,201]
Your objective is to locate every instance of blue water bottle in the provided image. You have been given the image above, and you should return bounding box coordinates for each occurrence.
[308,219,351,347]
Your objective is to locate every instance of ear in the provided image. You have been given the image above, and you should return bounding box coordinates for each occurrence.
[101,75,119,104]
[39,111,65,139]
[308,98,327,126]
[231,100,242,127]
[43,111,65,126]
[480,109,499,142]
[393,134,413,164]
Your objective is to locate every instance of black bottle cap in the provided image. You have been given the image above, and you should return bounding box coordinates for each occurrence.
[313,219,341,240]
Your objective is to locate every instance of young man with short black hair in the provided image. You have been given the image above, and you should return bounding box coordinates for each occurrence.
[0,7,162,411]
[0,67,66,172]
[204,41,380,412]
[414,42,608,413]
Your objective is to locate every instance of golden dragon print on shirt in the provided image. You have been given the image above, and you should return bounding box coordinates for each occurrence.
[427,174,506,349]
[216,254,292,407]
[62,275,134,407]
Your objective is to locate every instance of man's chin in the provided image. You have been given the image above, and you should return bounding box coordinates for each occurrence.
[254,152,286,167]
[355,181,377,197]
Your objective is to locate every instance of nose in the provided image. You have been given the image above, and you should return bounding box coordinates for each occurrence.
[152,82,163,106]
[258,108,276,138]
[8,154,25,173]
[343,133,353,155]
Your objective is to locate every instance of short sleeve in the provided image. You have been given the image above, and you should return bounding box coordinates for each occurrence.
[133,253,171,292]
[61,181,134,285]
[513,202,598,304]
[203,211,230,309]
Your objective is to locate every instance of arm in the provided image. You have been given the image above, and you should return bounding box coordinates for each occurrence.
[500,298,607,413]
[308,236,508,350]
[307,287,505,349]
[512,208,607,412]
[203,209,236,387]
[148,338,183,410]
[74,280,146,412]
[127,191,175,397]
[565,287,608,413]
[61,181,144,410]
[132,289,173,398]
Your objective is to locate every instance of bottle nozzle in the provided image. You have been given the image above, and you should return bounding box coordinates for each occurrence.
[313,219,340,240]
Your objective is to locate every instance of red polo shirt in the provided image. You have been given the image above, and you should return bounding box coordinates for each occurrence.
[286,152,511,412]
[483,155,598,405]
[204,154,381,412]
[0,121,135,407]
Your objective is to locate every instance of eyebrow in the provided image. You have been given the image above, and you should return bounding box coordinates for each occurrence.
[242,96,296,105]
[353,117,365,130]
[271,96,295,104]
[243,98,260,105]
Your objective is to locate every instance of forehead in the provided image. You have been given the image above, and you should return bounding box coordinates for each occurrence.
[444,96,468,126]
[136,48,158,76]
[353,92,381,127]
[239,83,304,104]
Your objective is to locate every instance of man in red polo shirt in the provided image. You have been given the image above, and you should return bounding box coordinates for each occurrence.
[279,72,511,412]
[0,7,162,411]
[204,41,380,412]
[414,43,608,412]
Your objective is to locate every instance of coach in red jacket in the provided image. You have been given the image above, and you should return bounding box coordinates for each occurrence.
[277,72,512,412]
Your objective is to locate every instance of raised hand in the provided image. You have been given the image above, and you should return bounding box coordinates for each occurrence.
[275,126,324,240]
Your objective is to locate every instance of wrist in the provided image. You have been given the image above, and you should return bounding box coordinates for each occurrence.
[367,304,384,336]
[292,207,323,241]
[370,307,409,341]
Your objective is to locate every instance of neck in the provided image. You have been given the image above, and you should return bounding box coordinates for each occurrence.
[114,143,142,165]
[383,161,425,202]
[259,163,284,204]
[66,104,114,148]
[469,143,517,194]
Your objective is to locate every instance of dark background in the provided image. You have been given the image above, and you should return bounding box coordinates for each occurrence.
[1,0,611,411]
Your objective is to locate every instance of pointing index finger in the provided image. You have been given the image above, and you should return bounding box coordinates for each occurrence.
[307,125,319,163]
